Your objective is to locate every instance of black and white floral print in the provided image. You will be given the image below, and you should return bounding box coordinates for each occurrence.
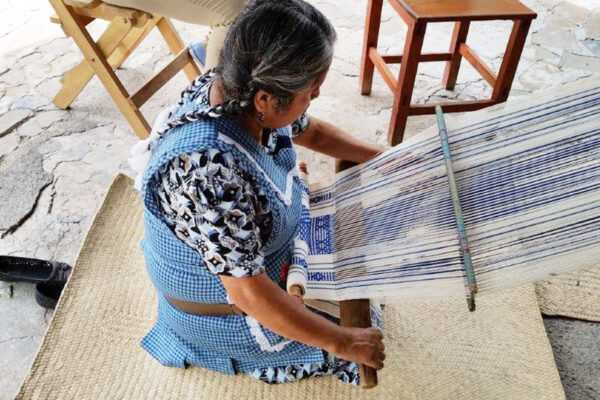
[153,71,310,277]
[153,149,272,277]
[250,351,359,386]
[290,112,310,138]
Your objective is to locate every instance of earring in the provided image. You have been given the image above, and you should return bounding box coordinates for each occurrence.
[257,112,265,123]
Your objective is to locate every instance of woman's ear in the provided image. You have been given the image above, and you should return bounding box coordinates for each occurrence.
[254,89,280,116]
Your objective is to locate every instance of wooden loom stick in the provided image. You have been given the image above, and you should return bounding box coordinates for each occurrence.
[335,159,378,389]
[288,159,376,387]
[288,284,304,297]
[435,106,478,311]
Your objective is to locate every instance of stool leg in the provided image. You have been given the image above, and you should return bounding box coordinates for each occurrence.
[57,17,160,110]
[492,19,531,103]
[360,0,383,96]
[108,17,160,70]
[388,21,426,146]
[49,0,151,138]
[157,17,202,81]
[442,21,470,91]
[53,17,132,110]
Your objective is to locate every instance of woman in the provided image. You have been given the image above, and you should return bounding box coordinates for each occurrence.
[131,0,386,386]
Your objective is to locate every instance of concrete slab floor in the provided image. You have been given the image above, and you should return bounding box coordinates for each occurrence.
[1,0,599,399]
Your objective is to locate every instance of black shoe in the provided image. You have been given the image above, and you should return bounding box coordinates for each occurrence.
[35,282,65,310]
[0,256,71,285]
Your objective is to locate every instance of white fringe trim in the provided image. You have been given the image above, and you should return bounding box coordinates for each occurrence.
[244,316,291,352]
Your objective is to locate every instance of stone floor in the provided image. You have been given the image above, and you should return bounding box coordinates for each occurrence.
[1,0,599,399]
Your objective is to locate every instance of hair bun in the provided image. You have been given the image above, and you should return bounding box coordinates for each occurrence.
[217,0,336,113]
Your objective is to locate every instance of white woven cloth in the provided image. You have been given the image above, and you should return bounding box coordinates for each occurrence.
[296,77,600,302]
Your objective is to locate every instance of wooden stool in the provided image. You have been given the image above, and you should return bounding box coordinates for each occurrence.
[49,0,202,139]
[360,0,537,145]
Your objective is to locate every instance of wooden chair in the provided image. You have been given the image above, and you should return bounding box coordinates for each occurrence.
[49,0,202,139]
[360,0,537,145]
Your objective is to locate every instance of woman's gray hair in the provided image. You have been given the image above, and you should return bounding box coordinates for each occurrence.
[216,0,337,114]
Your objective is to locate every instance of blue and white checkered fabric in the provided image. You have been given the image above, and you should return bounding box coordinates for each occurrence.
[139,91,324,374]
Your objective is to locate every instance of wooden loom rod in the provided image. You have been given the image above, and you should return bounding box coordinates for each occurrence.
[340,300,378,388]
[435,106,478,311]
[335,159,378,388]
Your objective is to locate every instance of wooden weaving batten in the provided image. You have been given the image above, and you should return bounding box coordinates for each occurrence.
[435,106,478,311]
[336,159,378,389]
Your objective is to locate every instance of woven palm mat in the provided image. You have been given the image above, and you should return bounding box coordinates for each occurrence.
[535,268,600,322]
[16,174,565,399]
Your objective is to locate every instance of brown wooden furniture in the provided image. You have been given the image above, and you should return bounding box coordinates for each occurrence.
[360,0,536,145]
[49,0,201,139]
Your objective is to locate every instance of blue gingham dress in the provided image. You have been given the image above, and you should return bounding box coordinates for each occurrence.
[138,73,360,385]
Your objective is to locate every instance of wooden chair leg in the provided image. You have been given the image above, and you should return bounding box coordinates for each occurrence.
[55,16,159,110]
[360,0,383,96]
[108,16,160,70]
[129,48,194,108]
[156,17,201,81]
[53,16,133,109]
[49,0,151,138]
[492,19,531,103]
[388,21,426,146]
[442,21,470,90]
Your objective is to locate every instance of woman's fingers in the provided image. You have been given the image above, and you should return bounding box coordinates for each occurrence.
[337,327,386,371]
[365,329,385,370]
[366,357,385,370]
[298,161,308,174]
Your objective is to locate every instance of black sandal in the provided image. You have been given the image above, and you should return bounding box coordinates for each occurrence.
[35,282,66,310]
[0,256,71,285]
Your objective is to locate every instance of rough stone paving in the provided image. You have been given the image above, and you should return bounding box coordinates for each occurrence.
[0,0,599,399]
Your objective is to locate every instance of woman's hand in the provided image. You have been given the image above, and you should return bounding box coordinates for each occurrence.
[220,273,385,370]
[334,327,385,370]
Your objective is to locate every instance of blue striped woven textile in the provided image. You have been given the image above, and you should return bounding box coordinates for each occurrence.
[304,79,600,302]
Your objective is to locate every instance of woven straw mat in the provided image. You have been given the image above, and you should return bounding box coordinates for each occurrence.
[15,174,565,400]
[535,267,600,322]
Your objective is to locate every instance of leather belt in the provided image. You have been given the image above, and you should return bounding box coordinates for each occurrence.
[166,296,246,316]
